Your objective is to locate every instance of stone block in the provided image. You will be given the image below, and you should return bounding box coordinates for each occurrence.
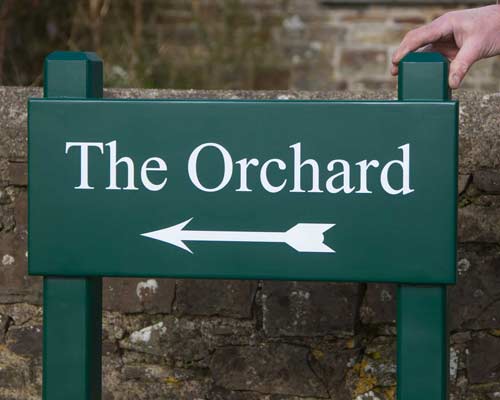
[345,337,397,399]
[347,25,407,46]
[492,56,500,80]
[0,127,27,162]
[467,333,500,384]
[449,245,500,331]
[262,281,360,336]
[393,16,426,25]
[14,189,27,229]
[106,378,209,400]
[176,279,257,318]
[102,337,119,356]
[458,174,471,195]
[467,57,495,82]
[0,187,42,304]
[254,66,291,90]
[339,49,387,77]
[309,343,361,396]
[458,204,500,243]
[120,317,211,363]
[362,338,397,387]
[308,24,347,43]
[120,320,169,357]
[0,160,8,186]
[208,387,265,400]
[0,232,42,304]
[291,63,336,91]
[353,79,396,91]
[7,162,27,186]
[474,169,500,194]
[0,304,41,326]
[0,188,13,205]
[0,349,31,389]
[0,87,39,131]
[6,324,43,358]
[0,205,15,232]
[340,14,386,23]
[103,278,175,314]
[0,313,9,342]
[360,283,396,325]
[210,343,328,397]
[459,93,500,174]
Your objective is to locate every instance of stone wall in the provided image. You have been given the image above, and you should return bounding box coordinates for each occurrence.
[0,86,500,400]
[96,0,499,91]
[6,1,500,90]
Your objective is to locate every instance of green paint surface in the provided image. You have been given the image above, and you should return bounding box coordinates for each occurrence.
[398,285,448,400]
[28,99,457,283]
[43,277,102,400]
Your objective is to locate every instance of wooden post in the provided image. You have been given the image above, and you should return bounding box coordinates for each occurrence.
[397,52,451,400]
[42,52,103,400]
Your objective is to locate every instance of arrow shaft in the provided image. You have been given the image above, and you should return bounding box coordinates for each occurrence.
[180,230,286,244]
[141,220,335,253]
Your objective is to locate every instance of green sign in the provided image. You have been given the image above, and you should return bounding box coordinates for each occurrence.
[29,99,457,283]
[31,51,456,400]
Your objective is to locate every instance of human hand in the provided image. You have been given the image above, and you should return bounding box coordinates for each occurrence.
[391,6,500,89]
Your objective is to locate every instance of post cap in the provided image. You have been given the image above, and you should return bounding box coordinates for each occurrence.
[46,51,102,62]
[44,51,103,99]
[398,52,450,101]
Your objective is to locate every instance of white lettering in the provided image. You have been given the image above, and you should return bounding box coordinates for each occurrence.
[236,158,259,192]
[65,142,104,189]
[65,140,414,196]
[356,160,380,194]
[106,140,138,190]
[141,157,168,191]
[261,159,287,193]
[188,143,233,192]
[326,160,355,194]
[290,142,323,193]
[380,143,414,195]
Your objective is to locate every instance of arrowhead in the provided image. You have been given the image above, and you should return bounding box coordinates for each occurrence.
[286,223,335,253]
[141,218,194,254]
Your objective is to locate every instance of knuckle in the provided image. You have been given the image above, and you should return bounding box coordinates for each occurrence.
[457,62,468,73]
[439,10,455,22]
[453,61,468,74]
[431,13,452,32]
[402,29,418,44]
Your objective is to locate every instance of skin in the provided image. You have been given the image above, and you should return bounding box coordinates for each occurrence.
[391,5,500,89]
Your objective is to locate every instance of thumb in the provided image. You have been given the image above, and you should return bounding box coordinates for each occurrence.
[449,42,480,89]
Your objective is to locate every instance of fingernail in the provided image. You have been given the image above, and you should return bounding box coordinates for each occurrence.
[450,74,460,88]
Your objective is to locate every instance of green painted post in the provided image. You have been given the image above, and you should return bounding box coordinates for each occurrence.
[397,286,448,400]
[43,278,102,400]
[42,52,103,400]
[397,52,452,400]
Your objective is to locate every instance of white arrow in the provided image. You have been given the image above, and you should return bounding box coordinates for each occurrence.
[141,218,335,254]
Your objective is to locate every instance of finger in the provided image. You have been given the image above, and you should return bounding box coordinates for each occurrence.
[418,44,434,53]
[449,41,481,89]
[425,42,459,61]
[392,16,453,65]
[390,43,448,76]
